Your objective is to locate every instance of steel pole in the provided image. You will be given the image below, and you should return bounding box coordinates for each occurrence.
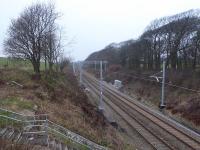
[160,60,166,108]
[104,62,107,72]
[73,62,75,75]
[79,62,82,84]
[95,61,96,70]
[99,61,103,111]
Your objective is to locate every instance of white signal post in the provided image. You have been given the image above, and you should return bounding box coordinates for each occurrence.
[160,60,166,109]
[149,54,167,110]
[79,62,83,84]
[73,62,75,75]
[95,61,97,70]
[99,61,103,111]
[79,60,107,112]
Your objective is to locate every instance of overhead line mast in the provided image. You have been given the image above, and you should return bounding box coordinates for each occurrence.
[79,60,108,112]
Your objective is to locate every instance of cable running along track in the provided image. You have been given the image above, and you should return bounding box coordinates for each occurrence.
[83,72,200,150]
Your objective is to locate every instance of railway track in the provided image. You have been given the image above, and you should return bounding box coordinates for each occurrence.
[83,72,200,150]
[83,77,174,150]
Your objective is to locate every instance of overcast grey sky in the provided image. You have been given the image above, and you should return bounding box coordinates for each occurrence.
[0,0,200,60]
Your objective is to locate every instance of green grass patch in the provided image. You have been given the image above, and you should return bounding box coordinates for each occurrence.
[0,111,12,117]
[0,97,34,110]
[0,116,23,129]
[0,108,24,129]
[0,57,54,72]
[0,57,32,70]
[99,138,111,147]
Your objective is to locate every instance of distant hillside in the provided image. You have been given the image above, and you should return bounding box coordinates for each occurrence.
[86,40,135,64]
[86,9,200,71]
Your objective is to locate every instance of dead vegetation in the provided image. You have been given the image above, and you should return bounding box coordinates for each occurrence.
[166,96,200,125]
[0,138,46,150]
[0,67,126,149]
[104,69,200,129]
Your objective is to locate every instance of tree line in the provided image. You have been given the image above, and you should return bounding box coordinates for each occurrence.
[87,9,200,71]
[3,2,68,76]
[120,9,200,70]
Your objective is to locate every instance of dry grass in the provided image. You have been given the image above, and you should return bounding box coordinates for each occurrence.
[104,69,200,129]
[0,138,33,150]
[0,68,126,149]
[166,96,200,125]
[0,138,49,150]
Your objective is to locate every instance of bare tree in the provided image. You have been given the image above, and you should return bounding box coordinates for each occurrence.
[4,2,59,75]
[59,57,71,72]
[42,25,63,72]
[86,9,200,71]
[140,9,200,70]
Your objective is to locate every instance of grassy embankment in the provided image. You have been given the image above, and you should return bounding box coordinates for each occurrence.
[0,57,133,150]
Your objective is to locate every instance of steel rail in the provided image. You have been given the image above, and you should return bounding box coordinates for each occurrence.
[97,73,200,147]
[83,72,200,150]
[83,76,175,150]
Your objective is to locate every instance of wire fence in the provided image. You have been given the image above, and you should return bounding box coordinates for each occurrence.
[0,108,107,150]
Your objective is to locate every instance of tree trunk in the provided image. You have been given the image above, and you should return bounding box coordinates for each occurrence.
[31,60,41,79]
[45,54,47,72]
[170,51,177,69]
[155,53,161,70]
[49,62,53,72]
[192,47,198,69]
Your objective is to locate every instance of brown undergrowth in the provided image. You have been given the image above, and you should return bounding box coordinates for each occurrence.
[104,69,200,128]
[0,138,48,150]
[0,68,125,149]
